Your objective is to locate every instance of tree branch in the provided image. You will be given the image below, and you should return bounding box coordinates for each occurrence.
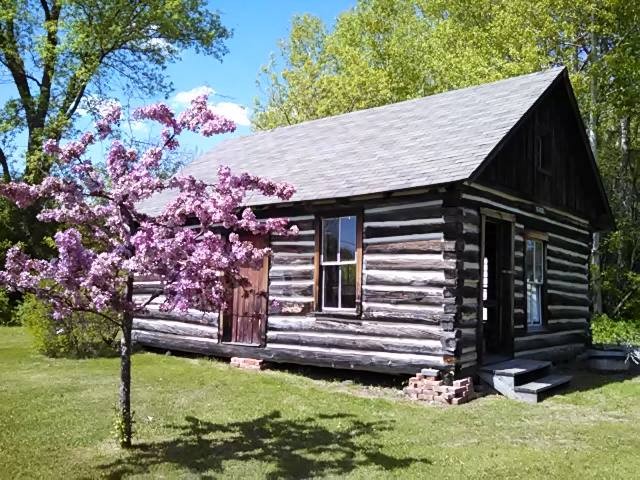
[0,146,11,182]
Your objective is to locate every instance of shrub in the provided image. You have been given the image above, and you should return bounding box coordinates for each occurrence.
[0,288,17,325]
[16,294,119,358]
[591,314,640,347]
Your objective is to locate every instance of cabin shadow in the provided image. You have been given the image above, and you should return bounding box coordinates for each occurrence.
[554,363,640,396]
[96,410,427,479]
[268,362,407,389]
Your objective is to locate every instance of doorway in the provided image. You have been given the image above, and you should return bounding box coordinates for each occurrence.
[221,234,269,346]
[479,213,514,364]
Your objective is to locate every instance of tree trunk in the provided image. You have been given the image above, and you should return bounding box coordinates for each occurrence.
[118,276,134,448]
[588,26,603,315]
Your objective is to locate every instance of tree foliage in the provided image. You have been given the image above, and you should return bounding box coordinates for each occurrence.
[255,0,640,319]
[0,97,296,447]
[0,0,230,183]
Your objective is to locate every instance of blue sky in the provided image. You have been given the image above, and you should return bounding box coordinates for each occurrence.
[154,0,353,155]
[2,1,354,169]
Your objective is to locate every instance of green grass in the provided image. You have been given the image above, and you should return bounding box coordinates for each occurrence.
[1,327,640,479]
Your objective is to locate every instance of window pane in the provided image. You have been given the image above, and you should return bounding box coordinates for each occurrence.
[534,240,544,282]
[322,218,339,262]
[323,265,339,308]
[525,239,535,281]
[339,216,357,261]
[527,283,542,326]
[341,264,356,308]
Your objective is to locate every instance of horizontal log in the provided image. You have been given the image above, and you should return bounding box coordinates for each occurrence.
[133,318,219,339]
[364,240,455,255]
[547,257,587,274]
[547,250,589,269]
[364,255,454,271]
[364,223,445,240]
[269,267,314,281]
[267,316,459,343]
[133,330,454,374]
[266,344,454,372]
[363,270,453,288]
[364,205,450,223]
[547,292,590,307]
[133,281,163,295]
[266,331,455,355]
[362,303,453,327]
[546,269,588,283]
[286,219,314,231]
[514,342,586,362]
[268,299,314,316]
[548,233,590,255]
[271,254,315,267]
[463,185,592,240]
[135,308,218,326]
[271,243,315,254]
[548,305,590,319]
[362,289,444,306]
[514,330,586,352]
[268,283,314,297]
[546,279,589,294]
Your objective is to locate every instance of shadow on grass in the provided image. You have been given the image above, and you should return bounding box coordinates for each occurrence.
[97,411,427,479]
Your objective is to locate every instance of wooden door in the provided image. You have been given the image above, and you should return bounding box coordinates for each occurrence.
[222,234,269,345]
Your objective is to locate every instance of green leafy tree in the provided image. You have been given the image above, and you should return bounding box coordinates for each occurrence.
[0,0,230,184]
[255,0,640,320]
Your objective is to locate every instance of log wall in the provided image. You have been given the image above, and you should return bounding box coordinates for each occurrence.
[132,182,592,375]
[266,197,461,374]
[462,183,590,362]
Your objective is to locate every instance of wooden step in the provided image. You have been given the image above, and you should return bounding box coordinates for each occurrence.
[513,374,572,403]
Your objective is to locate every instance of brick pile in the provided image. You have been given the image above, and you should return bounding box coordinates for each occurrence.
[230,357,265,370]
[403,369,479,405]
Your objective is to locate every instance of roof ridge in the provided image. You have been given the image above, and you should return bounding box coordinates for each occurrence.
[251,66,565,135]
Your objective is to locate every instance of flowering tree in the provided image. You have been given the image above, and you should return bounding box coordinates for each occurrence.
[0,97,296,447]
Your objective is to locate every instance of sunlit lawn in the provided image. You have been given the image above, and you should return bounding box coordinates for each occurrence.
[1,326,639,479]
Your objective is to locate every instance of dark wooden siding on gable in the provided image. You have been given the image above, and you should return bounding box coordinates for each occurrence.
[477,83,606,224]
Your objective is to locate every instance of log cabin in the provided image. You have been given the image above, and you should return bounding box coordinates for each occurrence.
[133,67,613,380]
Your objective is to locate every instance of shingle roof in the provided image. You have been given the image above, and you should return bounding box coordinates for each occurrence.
[141,67,565,214]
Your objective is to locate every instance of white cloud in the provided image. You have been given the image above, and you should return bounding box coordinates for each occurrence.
[172,86,216,107]
[210,102,251,127]
[130,120,149,134]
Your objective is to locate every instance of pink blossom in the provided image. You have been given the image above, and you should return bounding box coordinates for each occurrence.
[0,96,296,322]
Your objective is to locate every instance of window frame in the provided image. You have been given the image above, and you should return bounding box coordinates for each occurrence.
[524,232,548,331]
[535,131,553,176]
[314,212,363,316]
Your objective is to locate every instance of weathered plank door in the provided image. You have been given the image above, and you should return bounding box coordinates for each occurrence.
[222,234,269,345]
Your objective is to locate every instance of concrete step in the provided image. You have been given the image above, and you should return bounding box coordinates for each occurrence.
[514,374,572,403]
[480,358,552,376]
[480,359,552,386]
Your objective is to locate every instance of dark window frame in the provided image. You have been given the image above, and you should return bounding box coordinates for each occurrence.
[535,130,554,176]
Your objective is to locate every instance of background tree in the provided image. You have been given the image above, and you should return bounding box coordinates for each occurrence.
[0,0,231,265]
[0,97,297,447]
[255,0,640,320]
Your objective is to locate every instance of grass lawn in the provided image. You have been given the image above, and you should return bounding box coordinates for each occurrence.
[1,327,640,479]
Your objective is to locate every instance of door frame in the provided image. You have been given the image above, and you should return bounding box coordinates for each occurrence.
[477,207,515,365]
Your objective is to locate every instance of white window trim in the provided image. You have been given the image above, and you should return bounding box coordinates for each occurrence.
[321,216,357,311]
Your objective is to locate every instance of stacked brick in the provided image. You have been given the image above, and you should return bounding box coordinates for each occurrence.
[230,357,265,370]
[404,369,478,405]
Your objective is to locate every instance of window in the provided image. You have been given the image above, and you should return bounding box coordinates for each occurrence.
[525,238,545,328]
[536,132,553,174]
[320,215,358,310]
